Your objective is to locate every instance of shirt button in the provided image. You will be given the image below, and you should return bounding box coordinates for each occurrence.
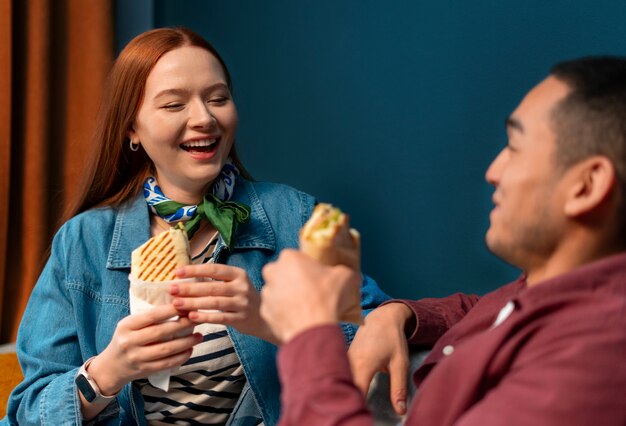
[442,345,454,356]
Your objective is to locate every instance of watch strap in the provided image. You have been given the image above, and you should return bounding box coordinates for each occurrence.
[75,356,119,405]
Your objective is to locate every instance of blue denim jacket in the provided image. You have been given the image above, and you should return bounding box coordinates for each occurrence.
[4,179,390,425]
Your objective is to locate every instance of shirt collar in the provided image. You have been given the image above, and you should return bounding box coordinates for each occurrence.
[516,251,626,304]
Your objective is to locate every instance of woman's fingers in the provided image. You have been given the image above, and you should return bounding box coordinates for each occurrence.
[120,304,183,330]
[139,332,202,363]
[176,263,244,282]
[144,348,195,372]
[187,310,250,325]
[135,346,196,375]
[171,280,247,298]
[170,266,267,338]
[173,295,248,313]
[121,314,195,347]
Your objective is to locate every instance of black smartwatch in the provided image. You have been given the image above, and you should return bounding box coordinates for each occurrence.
[75,356,119,405]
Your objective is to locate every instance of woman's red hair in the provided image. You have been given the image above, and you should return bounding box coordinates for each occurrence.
[66,27,250,219]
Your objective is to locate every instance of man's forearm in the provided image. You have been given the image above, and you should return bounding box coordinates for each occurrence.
[277,324,374,426]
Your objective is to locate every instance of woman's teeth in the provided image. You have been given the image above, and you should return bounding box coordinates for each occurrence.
[180,139,218,151]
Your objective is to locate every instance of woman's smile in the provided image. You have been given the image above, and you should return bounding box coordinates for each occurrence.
[180,137,221,160]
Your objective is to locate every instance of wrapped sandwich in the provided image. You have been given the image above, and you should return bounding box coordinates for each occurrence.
[128,223,194,391]
[299,203,363,324]
[129,223,192,305]
[131,222,191,281]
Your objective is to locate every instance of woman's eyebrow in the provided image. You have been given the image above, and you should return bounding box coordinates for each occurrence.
[154,82,230,100]
[153,88,189,99]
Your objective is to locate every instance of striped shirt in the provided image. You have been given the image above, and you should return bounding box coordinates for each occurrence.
[136,235,249,425]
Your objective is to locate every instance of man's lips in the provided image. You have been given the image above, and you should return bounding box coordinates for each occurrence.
[490,195,500,216]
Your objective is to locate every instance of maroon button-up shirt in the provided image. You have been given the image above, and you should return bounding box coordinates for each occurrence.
[277,253,626,425]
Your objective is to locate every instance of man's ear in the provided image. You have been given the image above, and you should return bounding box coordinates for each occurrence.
[564,156,616,217]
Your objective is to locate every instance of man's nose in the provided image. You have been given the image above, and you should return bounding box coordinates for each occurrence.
[485,149,507,185]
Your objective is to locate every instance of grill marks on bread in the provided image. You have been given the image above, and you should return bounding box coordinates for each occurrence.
[137,231,177,281]
[131,226,191,281]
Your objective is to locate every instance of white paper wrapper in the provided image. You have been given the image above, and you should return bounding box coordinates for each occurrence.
[128,274,198,391]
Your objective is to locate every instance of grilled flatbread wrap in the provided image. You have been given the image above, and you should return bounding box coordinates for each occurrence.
[130,224,191,304]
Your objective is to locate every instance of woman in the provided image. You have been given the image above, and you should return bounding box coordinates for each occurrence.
[4,27,389,425]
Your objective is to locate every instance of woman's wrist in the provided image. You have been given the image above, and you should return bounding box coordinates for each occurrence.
[85,353,125,397]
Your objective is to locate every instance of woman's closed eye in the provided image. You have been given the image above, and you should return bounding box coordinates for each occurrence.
[208,96,228,105]
[162,102,185,110]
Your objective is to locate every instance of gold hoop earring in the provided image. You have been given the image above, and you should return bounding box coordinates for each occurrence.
[129,139,140,152]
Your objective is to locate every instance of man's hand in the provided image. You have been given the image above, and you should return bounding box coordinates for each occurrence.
[261,249,362,344]
[348,302,415,415]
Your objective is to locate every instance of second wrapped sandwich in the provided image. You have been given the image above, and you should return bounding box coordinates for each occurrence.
[299,203,363,324]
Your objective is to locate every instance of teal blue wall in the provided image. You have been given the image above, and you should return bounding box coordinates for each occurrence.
[117,1,626,299]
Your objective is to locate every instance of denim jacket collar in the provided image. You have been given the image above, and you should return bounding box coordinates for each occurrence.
[106,178,276,270]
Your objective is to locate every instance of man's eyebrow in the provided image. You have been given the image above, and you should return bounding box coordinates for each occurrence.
[505,116,524,133]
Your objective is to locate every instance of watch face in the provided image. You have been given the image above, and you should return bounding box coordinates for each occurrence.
[75,374,97,402]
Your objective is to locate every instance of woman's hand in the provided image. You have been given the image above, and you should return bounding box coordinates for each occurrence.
[348,302,415,416]
[87,304,201,397]
[171,264,277,343]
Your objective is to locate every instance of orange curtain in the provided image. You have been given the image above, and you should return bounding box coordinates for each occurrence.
[0,0,114,343]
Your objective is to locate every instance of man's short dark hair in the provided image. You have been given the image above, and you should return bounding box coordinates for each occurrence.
[550,56,626,242]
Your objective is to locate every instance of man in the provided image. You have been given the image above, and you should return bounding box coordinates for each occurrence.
[260,56,626,425]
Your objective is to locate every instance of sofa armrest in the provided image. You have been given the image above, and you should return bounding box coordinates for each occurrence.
[0,345,23,418]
